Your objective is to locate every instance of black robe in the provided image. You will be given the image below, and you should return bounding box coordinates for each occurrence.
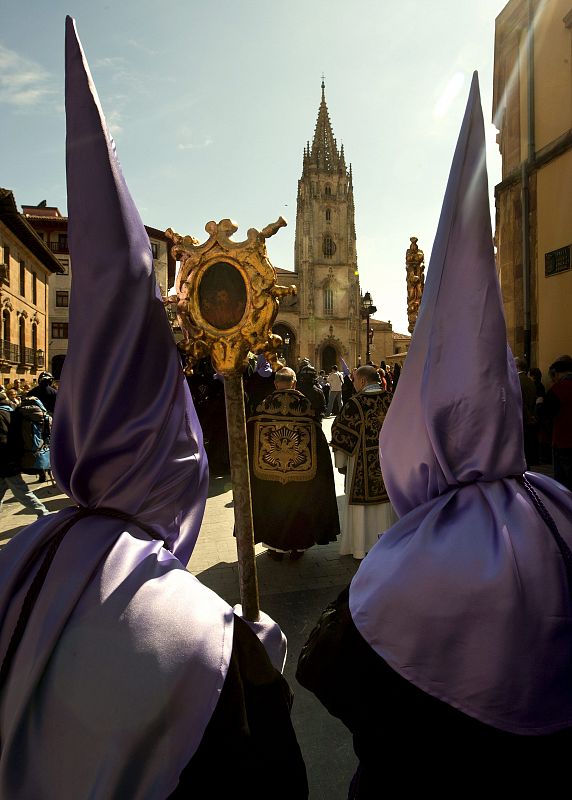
[247,390,340,551]
[173,615,308,798]
[296,587,572,797]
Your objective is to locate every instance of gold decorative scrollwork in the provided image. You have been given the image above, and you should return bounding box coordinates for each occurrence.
[165,218,296,376]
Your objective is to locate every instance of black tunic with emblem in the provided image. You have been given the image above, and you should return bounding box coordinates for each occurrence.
[247,389,340,551]
[330,388,392,504]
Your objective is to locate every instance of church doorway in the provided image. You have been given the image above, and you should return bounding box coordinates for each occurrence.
[272,323,296,367]
[321,345,337,372]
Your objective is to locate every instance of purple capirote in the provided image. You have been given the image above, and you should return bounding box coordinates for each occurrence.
[0,17,233,799]
[350,72,572,735]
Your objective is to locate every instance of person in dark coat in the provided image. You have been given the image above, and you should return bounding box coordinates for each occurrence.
[17,394,52,483]
[0,389,50,518]
[248,367,339,560]
[244,354,276,418]
[296,363,326,424]
[543,355,572,490]
[26,371,58,414]
[297,75,572,797]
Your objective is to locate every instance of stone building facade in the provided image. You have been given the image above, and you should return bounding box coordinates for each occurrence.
[0,189,63,387]
[274,83,403,371]
[22,203,176,377]
[493,0,572,372]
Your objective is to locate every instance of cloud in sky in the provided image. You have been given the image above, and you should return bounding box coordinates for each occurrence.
[106,108,123,136]
[178,137,213,150]
[126,39,158,57]
[433,72,466,119]
[0,44,55,108]
[94,56,127,69]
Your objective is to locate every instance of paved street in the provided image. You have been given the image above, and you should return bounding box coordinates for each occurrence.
[0,418,360,798]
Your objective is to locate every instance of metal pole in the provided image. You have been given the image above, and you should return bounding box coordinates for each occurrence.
[223,373,260,622]
[366,312,371,363]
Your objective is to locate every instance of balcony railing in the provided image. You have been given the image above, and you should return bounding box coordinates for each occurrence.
[48,241,69,254]
[0,341,19,362]
[0,341,45,367]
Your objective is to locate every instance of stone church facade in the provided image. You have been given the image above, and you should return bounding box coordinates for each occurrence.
[274,83,398,371]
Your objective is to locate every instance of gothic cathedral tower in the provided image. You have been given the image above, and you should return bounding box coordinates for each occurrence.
[294,81,361,370]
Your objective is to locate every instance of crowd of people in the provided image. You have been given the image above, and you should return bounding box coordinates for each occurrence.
[0,372,57,520]
[0,24,571,799]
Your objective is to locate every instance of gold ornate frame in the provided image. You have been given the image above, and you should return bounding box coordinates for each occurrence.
[165,218,296,376]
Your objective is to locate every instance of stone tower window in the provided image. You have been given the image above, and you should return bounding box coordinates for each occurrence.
[325,208,331,221]
[324,287,334,315]
[324,184,332,196]
[323,235,336,258]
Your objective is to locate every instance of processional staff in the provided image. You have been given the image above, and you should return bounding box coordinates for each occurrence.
[164,218,296,621]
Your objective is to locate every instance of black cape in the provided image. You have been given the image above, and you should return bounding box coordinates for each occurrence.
[297,587,572,797]
[247,390,340,550]
[173,615,308,798]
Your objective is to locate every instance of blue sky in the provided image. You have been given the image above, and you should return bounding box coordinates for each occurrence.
[1,0,508,333]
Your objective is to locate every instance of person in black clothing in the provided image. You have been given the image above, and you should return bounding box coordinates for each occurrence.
[296,363,326,424]
[27,371,57,414]
[244,353,276,418]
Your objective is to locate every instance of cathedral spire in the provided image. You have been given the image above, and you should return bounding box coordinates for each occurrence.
[309,80,339,172]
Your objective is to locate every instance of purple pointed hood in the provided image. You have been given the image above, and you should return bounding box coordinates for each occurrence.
[0,20,233,798]
[380,74,524,517]
[350,73,572,735]
[53,16,208,560]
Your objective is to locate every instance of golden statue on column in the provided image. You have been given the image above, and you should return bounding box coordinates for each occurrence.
[406,236,425,334]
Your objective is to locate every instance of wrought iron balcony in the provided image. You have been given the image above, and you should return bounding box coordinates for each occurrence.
[0,341,45,367]
[0,340,20,362]
[48,241,69,254]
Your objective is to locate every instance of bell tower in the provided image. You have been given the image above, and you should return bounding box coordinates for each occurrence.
[294,81,361,369]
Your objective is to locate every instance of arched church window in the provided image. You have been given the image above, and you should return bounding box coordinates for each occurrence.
[325,208,331,222]
[323,235,336,258]
[2,310,10,343]
[324,184,332,196]
[324,287,334,315]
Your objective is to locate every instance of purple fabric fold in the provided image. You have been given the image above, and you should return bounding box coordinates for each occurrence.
[0,17,233,798]
[350,73,572,735]
[56,15,208,559]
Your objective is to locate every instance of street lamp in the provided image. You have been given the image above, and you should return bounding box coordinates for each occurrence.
[283,333,291,366]
[361,291,377,364]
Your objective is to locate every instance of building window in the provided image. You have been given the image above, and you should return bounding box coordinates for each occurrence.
[57,258,69,274]
[323,235,336,258]
[1,245,9,285]
[52,322,69,339]
[325,184,332,196]
[324,287,334,315]
[19,317,25,363]
[325,208,331,222]
[151,241,159,259]
[58,233,68,251]
[3,310,10,342]
[56,291,69,307]
[32,323,38,353]
[20,261,25,297]
[32,273,37,305]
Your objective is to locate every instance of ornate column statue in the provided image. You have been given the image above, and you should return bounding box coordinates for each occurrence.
[406,236,425,334]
